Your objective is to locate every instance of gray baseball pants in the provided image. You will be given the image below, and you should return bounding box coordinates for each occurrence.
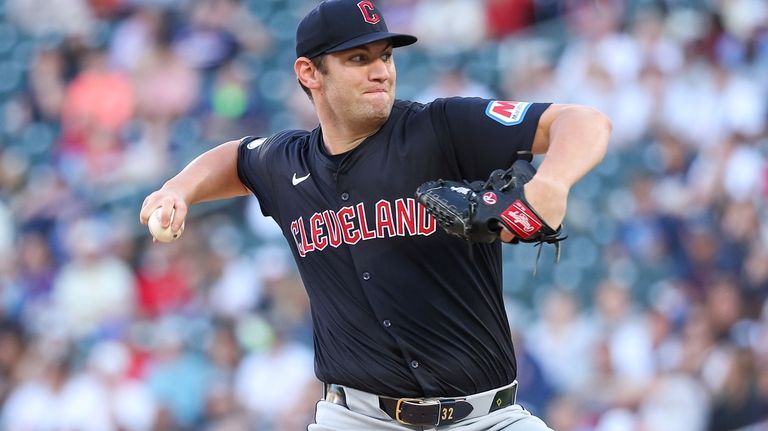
[309,382,553,431]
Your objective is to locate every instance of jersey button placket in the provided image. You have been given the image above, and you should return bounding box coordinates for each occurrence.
[362,271,371,281]
[382,319,391,328]
[341,192,349,201]
[410,360,420,369]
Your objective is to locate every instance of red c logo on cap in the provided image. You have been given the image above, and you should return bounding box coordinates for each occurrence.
[357,0,380,24]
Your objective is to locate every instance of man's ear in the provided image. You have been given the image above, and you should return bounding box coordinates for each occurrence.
[295,57,321,90]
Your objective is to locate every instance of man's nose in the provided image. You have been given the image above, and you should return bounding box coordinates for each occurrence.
[369,59,390,81]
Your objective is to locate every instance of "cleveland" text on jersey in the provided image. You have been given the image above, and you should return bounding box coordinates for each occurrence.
[289,198,437,257]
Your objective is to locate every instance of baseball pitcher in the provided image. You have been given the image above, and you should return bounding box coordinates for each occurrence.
[139,1,611,429]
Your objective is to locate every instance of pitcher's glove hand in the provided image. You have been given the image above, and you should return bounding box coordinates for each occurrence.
[415,160,566,250]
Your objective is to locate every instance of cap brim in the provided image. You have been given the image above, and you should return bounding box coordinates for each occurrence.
[324,32,417,55]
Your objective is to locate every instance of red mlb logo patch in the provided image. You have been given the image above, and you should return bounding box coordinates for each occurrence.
[485,101,531,126]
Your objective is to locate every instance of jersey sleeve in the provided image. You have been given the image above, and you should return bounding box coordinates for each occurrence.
[236,135,277,218]
[428,97,551,180]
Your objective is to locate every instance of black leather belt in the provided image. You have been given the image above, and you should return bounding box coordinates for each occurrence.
[379,396,474,426]
[324,383,517,428]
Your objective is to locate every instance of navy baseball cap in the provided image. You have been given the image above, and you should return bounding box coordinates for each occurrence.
[296,0,417,59]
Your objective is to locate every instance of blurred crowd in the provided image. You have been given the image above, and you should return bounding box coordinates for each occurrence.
[0,0,766,430]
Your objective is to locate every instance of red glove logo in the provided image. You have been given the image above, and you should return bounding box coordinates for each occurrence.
[500,200,542,239]
[482,192,498,205]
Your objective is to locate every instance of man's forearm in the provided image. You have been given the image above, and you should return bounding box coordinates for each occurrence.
[536,106,611,189]
[520,105,611,229]
[163,140,251,205]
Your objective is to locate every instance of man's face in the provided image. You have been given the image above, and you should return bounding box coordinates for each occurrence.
[317,40,396,126]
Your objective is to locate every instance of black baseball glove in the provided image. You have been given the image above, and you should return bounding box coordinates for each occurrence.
[415,160,566,251]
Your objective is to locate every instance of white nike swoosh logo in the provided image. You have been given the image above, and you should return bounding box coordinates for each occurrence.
[292,173,311,186]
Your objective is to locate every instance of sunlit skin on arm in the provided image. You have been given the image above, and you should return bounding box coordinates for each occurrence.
[500,105,612,242]
[138,140,250,232]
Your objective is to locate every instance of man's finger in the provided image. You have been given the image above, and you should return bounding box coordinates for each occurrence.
[171,203,188,232]
[139,197,158,224]
[500,228,516,243]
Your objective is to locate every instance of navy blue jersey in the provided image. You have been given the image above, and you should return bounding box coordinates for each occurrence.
[237,97,550,397]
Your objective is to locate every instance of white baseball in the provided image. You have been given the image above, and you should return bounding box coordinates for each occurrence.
[148,208,185,243]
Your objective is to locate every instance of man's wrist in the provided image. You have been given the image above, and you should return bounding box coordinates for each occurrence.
[529,174,570,195]
[162,179,193,205]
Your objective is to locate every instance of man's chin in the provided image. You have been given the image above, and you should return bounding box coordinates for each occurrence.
[375,98,395,116]
[369,108,391,124]
[351,97,394,124]
[360,103,392,122]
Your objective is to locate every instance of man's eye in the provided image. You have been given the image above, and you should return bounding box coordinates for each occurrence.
[350,55,366,62]
[382,53,392,61]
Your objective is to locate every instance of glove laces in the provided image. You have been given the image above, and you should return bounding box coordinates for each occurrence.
[532,226,567,276]
[486,167,568,275]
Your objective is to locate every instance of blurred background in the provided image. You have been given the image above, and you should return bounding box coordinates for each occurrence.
[0,0,766,429]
